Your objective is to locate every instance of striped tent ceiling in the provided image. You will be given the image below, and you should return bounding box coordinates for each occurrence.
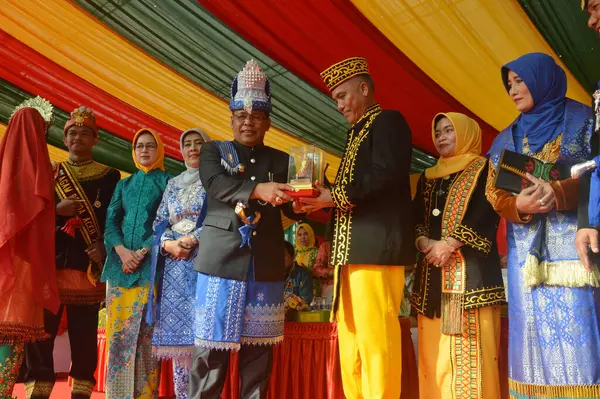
[0,0,598,176]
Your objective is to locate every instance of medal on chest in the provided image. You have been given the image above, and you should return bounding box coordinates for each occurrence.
[93,189,101,208]
[432,176,450,217]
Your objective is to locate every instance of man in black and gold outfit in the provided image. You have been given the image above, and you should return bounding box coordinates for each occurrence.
[25,107,120,399]
[300,57,415,399]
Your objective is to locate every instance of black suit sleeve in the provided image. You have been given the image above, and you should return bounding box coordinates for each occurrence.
[199,142,257,206]
[578,129,599,229]
[331,111,412,211]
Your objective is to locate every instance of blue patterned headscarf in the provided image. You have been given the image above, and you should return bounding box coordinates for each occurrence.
[501,52,567,154]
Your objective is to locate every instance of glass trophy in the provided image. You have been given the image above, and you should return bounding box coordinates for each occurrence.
[285,145,325,198]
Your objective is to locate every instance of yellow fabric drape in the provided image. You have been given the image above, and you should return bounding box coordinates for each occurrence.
[281,213,296,232]
[0,0,339,181]
[410,173,421,200]
[0,123,130,178]
[350,0,590,131]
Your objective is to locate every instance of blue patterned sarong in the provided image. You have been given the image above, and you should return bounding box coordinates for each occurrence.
[193,262,284,351]
[488,100,600,398]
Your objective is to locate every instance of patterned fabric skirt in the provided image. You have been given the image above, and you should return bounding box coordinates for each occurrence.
[508,253,600,398]
[0,343,24,397]
[152,255,197,361]
[194,264,284,351]
[106,283,159,399]
[418,306,502,399]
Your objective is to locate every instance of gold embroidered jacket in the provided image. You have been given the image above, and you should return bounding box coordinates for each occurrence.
[412,163,506,318]
[329,104,416,267]
[54,160,120,304]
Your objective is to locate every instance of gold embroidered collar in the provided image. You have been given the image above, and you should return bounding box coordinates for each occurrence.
[353,104,382,127]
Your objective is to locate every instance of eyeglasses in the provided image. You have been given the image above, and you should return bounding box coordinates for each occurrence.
[233,113,266,124]
[134,143,157,151]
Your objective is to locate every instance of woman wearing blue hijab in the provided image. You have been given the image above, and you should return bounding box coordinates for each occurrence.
[486,53,600,398]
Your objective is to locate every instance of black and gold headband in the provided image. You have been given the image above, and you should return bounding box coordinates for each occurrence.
[320,57,370,92]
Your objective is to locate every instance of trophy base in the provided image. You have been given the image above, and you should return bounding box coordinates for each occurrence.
[284,188,320,198]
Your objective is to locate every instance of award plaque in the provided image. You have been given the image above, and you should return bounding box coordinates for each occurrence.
[285,145,325,198]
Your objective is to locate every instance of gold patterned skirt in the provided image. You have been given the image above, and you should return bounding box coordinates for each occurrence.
[418,306,502,399]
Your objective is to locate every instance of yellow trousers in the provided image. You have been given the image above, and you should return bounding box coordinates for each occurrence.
[336,264,405,399]
[418,306,501,399]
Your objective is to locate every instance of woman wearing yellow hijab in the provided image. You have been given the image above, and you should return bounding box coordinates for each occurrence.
[294,223,318,268]
[412,113,505,399]
[101,128,170,399]
[294,223,321,296]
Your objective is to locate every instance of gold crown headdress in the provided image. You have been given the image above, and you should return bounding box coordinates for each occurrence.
[10,96,54,124]
[64,106,98,136]
[320,57,370,92]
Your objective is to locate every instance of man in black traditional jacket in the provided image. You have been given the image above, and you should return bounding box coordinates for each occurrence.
[25,107,120,399]
[187,60,302,399]
[300,57,415,399]
[576,0,600,271]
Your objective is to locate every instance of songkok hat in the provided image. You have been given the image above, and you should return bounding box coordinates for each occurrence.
[230,59,272,114]
[320,57,370,92]
[64,106,98,136]
[10,96,54,124]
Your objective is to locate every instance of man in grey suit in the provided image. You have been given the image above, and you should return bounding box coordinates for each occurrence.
[188,60,303,399]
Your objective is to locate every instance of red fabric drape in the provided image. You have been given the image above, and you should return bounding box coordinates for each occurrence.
[157,320,418,399]
[56,311,68,336]
[496,218,508,259]
[158,359,174,397]
[0,108,59,313]
[198,0,497,155]
[96,319,506,397]
[0,31,183,159]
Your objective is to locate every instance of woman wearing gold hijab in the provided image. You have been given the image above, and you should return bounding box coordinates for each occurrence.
[294,223,321,296]
[294,223,318,268]
[101,128,170,399]
[412,113,505,398]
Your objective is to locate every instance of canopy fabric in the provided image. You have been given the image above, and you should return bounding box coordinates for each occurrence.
[1,0,597,180]
[518,0,600,93]
[73,0,437,172]
[198,0,499,154]
[0,122,131,179]
[349,0,590,131]
[0,0,340,181]
[0,78,184,176]
[74,0,349,155]
[0,30,184,159]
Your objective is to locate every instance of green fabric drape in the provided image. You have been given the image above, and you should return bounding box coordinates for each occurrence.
[74,0,436,172]
[519,0,600,93]
[0,79,185,176]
